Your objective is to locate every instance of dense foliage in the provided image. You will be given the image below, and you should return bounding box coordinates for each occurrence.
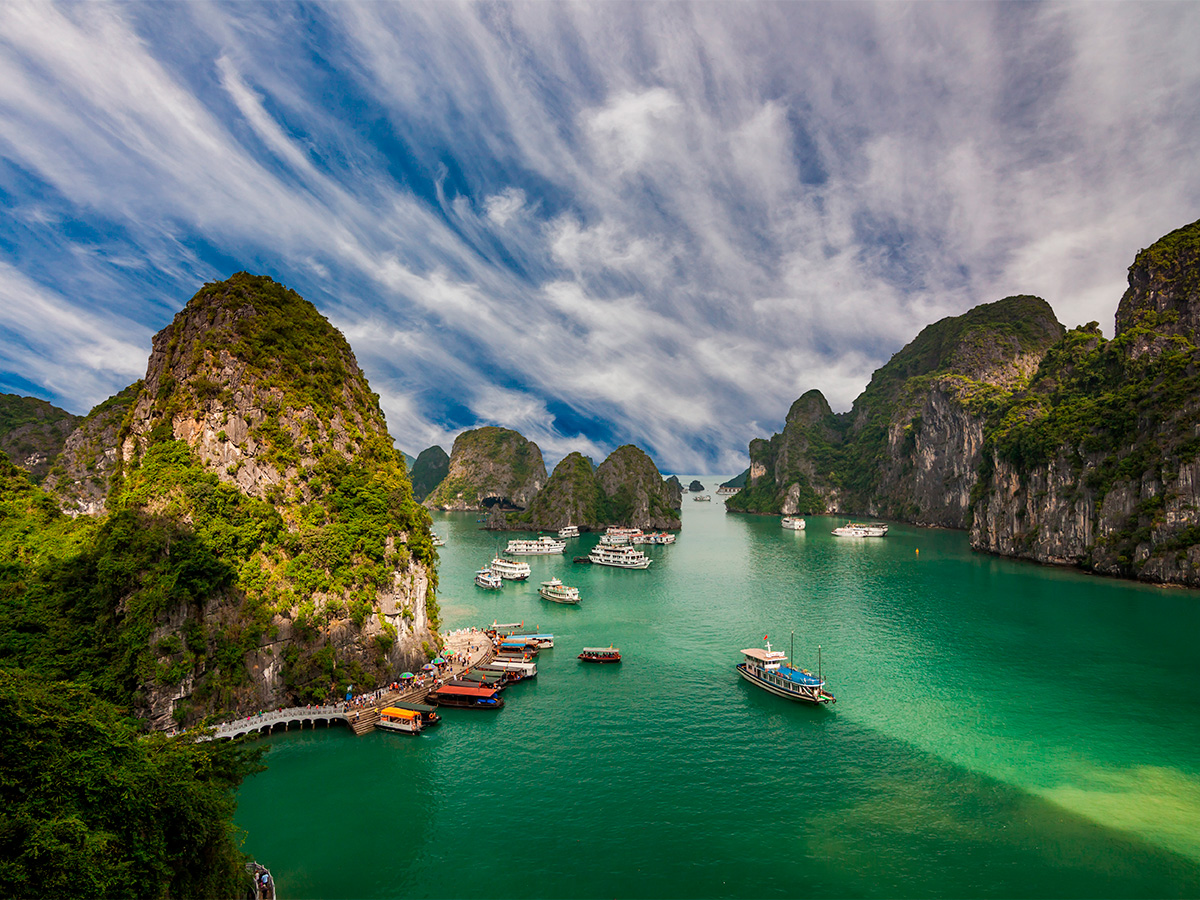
[0,668,264,898]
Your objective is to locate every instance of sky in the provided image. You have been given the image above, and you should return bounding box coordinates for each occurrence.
[1,2,1198,474]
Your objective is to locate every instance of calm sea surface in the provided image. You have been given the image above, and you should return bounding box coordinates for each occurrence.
[235,483,1200,898]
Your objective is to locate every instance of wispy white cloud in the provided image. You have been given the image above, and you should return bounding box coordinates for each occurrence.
[0,1,1198,472]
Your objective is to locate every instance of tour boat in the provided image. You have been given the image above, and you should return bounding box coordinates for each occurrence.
[587,543,652,569]
[427,684,505,709]
[781,517,806,530]
[558,525,580,538]
[431,533,445,546]
[475,568,503,589]
[490,556,532,580]
[643,531,677,544]
[831,522,888,537]
[716,486,739,494]
[736,637,834,705]
[506,536,567,555]
[386,701,441,726]
[600,526,644,546]
[377,707,424,734]
[578,646,622,663]
[693,494,711,502]
[538,577,581,604]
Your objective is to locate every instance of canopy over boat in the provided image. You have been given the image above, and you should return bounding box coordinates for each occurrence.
[431,684,498,697]
[380,707,420,719]
[740,647,787,663]
[388,702,437,713]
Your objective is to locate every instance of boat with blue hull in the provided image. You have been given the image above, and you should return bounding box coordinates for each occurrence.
[737,637,835,705]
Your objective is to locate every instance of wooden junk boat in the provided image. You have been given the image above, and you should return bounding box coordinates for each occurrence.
[578,646,622,663]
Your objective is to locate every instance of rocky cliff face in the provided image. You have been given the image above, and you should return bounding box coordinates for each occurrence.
[971,219,1200,585]
[728,298,1065,526]
[732,218,1200,587]
[71,273,439,727]
[516,445,681,531]
[409,445,449,502]
[41,384,139,515]
[424,426,546,510]
[0,394,81,482]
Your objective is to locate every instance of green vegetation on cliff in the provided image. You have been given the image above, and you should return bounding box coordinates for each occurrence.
[409,445,450,501]
[425,426,546,509]
[514,445,680,531]
[0,393,80,483]
[729,297,1064,517]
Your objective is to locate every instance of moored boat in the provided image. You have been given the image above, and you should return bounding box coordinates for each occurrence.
[475,568,503,589]
[781,516,806,530]
[643,531,676,544]
[831,522,888,537]
[693,494,711,502]
[578,646,621,663]
[490,556,532,580]
[600,526,644,546]
[558,524,580,538]
[506,536,567,555]
[431,533,445,546]
[736,637,834,705]
[427,684,505,709]
[587,543,652,569]
[377,706,424,734]
[538,577,581,604]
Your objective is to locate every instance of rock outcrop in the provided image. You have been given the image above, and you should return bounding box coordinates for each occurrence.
[42,383,139,514]
[971,219,1200,585]
[0,394,81,482]
[409,445,449,502]
[424,426,546,510]
[34,273,441,728]
[515,445,681,531]
[727,296,1064,527]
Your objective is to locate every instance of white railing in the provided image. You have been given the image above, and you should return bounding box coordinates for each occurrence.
[207,704,349,740]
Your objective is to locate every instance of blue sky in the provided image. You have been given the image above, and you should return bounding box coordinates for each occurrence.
[1,2,1198,473]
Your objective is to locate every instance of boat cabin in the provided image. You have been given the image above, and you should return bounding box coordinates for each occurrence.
[378,707,423,734]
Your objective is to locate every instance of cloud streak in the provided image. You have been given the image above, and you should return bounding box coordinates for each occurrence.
[1,1,1198,472]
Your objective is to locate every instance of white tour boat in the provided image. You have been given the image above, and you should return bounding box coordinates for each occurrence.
[643,531,677,544]
[474,568,503,590]
[831,522,888,538]
[781,517,806,530]
[490,556,532,580]
[538,578,582,605]
[693,494,711,502]
[432,533,446,546]
[599,526,644,546]
[736,637,835,705]
[587,543,653,569]
[505,536,567,555]
[558,525,580,538]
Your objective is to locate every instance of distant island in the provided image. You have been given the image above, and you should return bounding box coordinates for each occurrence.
[420,428,681,532]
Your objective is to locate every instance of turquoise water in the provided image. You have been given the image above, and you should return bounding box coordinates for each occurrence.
[235,485,1200,898]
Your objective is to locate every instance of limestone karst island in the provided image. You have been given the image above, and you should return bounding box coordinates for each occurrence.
[4,220,1200,898]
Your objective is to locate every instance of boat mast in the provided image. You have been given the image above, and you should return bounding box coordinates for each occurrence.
[818,645,822,682]
[790,630,794,665]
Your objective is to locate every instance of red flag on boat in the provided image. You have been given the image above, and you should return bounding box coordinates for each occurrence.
[764,634,768,641]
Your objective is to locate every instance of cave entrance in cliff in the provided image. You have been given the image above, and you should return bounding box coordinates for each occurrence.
[481,496,520,511]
